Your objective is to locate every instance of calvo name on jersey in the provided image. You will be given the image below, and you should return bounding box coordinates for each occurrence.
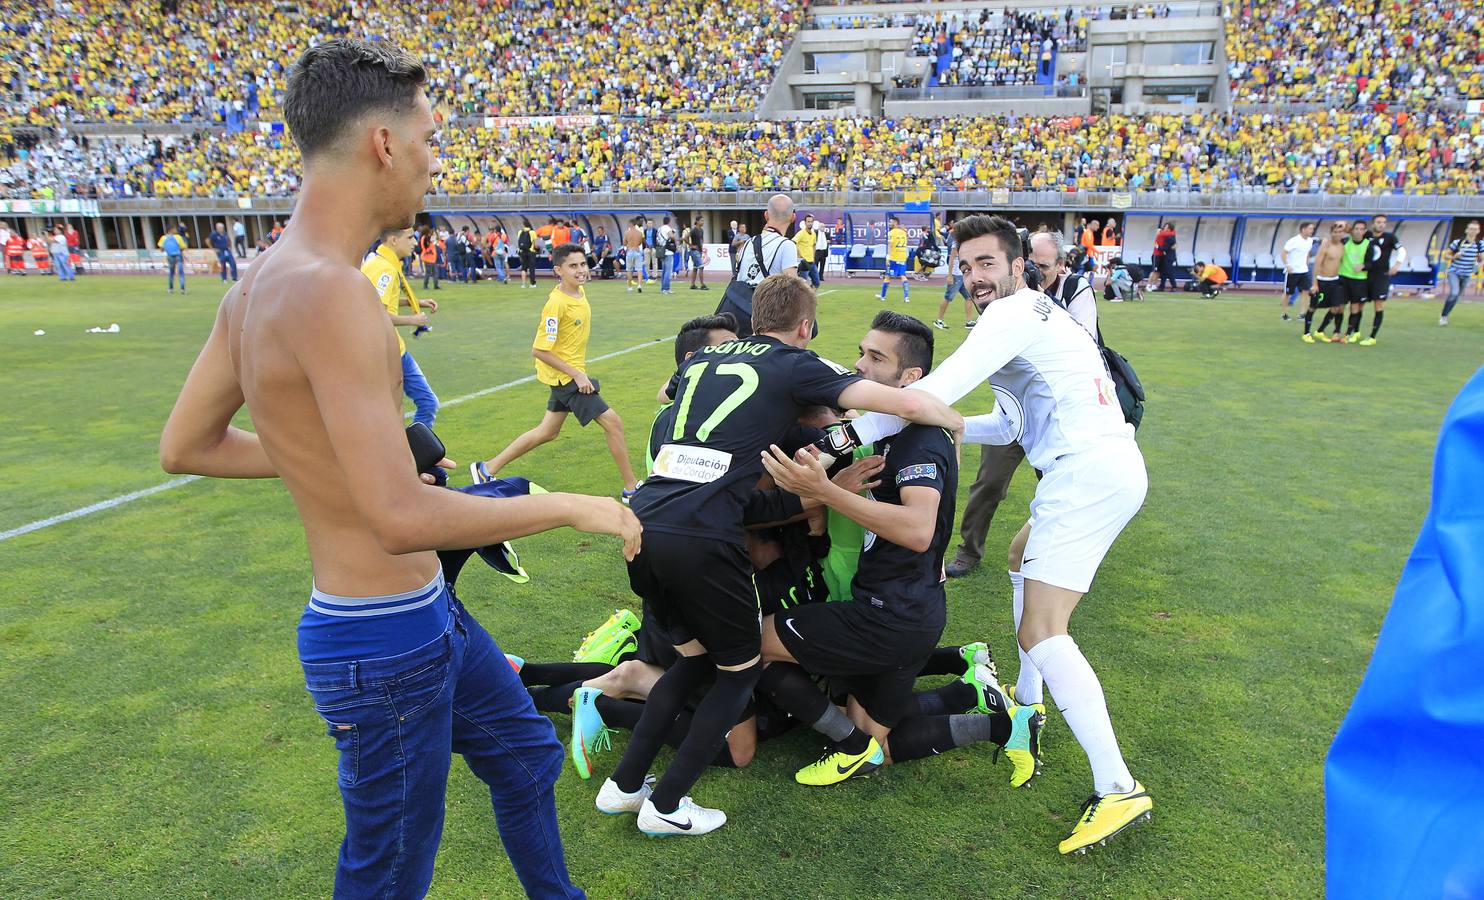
[702,340,772,357]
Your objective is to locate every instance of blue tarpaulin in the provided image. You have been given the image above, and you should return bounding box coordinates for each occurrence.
[1326,364,1484,899]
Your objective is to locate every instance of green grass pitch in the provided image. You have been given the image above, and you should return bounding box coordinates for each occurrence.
[1,269,1477,898]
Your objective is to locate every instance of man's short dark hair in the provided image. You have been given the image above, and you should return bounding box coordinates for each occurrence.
[283,39,427,160]
[551,243,586,267]
[869,310,934,376]
[954,214,1023,263]
[751,274,817,335]
[1352,219,1368,228]
[675,313,738,364]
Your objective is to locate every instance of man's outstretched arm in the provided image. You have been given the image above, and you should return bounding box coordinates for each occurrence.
[160,293,276,478]
[834,379,963,435]
[300,268,641,558]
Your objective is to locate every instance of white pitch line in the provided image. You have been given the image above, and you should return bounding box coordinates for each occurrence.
[0,476,204,542]
[0,338,672,544]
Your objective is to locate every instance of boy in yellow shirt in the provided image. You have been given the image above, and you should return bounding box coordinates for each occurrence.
[471,243,639,500]
[361,226,439,427]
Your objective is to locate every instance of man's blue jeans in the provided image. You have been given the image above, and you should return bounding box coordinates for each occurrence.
[51,250,75,281]
[494,255,508,282]
[166,255,185,291]
[301,594,584,899]
[217,250,238,281]
[401,352,439,428]
[659,250,672,291]
[1442,271,1470,317]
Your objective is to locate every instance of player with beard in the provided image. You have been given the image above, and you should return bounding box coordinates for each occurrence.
[819,215,1152,855]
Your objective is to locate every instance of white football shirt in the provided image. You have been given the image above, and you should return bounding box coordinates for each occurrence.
[853,287,1133,469]
[1283,234,1312,273]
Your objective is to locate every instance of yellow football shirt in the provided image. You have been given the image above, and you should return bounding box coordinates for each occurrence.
[361,244,420,354]
[887,226,908,263]
[532,286,591,386]
[794,226,817,259]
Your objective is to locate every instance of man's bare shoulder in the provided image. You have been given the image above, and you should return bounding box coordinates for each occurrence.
[258,248,375,305]
[245,245,382,333]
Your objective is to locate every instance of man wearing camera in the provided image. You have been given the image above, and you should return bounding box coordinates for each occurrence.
[1032,230,1098,338]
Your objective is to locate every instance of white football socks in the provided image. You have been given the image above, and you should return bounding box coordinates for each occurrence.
[1027,634,1134,796]
[1009,570,1044,705]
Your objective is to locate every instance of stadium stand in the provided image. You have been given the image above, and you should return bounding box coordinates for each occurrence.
[0,0,1480,203]
[0,0,805,126]
[4,110,1480,200]
[907,9,1087,87]
[1225,0,1484,107]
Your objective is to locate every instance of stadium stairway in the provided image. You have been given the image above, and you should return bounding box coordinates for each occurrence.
[1036,47,1057,86]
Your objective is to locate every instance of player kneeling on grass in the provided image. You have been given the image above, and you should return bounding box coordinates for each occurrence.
[840,214,1151,856]
[471,243,640,501]
[754,311,1038,787]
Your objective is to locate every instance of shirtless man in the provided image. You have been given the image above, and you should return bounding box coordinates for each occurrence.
[1303,222,1348,343]
[623,216,645,292]
[159,40,636,899]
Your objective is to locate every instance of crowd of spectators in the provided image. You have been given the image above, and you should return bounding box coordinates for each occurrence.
[909,9,1088,86]
[6,109,1481,199]
[0,0,804,126]
[1225,0,1484,107]
[0,128,299,199]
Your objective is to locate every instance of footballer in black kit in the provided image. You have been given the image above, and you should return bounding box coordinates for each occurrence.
[630,333,861,666]
[604,286,865,830]
[1366,217,1401,304]
[773,422,958,729]
[1360,213,1402,343]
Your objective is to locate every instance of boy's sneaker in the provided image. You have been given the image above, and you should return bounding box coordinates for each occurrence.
[637,796,728,836]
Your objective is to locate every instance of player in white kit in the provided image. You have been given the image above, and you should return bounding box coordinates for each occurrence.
[825,215,1151,855]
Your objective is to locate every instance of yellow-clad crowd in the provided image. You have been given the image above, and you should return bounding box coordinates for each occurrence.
[1226,0,1484,105]
[0,0,804,126]
[8,110,1481,199]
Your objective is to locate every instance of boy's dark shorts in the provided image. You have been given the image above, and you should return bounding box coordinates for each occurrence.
[547,377,609,425]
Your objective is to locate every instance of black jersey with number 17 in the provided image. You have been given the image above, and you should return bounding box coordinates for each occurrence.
[634,335,862,543]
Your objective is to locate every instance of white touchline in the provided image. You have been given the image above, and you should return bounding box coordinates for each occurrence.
[0,338,672,544]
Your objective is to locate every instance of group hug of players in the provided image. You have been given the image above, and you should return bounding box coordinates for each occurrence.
[457,213,1153,856]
